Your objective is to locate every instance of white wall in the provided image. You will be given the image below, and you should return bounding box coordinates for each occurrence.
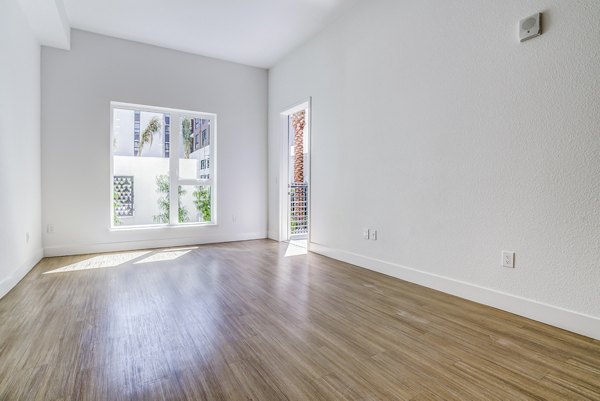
[42,30,268,256]
[268,0,600,338]
[0,0,43,298]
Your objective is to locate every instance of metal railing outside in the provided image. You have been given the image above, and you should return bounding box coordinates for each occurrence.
[289,182,308,237]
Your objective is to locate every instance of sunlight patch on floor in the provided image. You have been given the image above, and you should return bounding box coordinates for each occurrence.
[284,240,308,257]
[43,246,200,274]
[134,247,197,264]
[44,251,151,274]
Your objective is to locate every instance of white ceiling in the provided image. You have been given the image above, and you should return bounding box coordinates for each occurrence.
[62,0,361,68]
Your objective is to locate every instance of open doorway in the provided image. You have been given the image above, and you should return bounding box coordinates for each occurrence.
[280,100,311,248]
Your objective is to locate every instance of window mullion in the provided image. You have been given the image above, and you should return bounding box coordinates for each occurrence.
[169,113,180,224]
[210,115,216,224]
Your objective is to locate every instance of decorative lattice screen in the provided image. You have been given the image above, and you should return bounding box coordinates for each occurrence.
[114,176,134,217]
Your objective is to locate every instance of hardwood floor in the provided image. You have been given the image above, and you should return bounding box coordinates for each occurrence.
[0,240,599,400]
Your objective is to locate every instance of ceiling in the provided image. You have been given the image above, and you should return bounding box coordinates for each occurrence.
[62,0,361,68]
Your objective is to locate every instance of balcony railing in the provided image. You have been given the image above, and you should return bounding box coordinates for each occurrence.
[289,182,308,237]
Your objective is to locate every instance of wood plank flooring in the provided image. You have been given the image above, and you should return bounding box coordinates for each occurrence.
[0,239,599,400]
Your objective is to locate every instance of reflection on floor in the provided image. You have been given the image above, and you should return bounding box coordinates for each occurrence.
[284,239,308,257]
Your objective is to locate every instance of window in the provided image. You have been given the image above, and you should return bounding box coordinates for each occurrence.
[111,102,216,227]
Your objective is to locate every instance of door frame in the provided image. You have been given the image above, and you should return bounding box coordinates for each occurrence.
[279,98,312,244]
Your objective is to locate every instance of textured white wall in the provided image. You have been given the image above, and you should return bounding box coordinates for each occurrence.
[42,30,268,255]
[269,1,600,323]
[0,0,43,297]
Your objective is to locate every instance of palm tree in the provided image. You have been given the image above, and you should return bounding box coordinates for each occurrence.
[138,117,161,156]
[291,111,306,234]
[182,118,193,159]
[291,111,305,184]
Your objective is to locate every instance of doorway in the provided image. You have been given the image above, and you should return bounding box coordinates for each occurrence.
[280,100,311,246]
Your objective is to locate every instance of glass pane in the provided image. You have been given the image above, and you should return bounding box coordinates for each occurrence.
[179,117,211,180]
[178,185,211,223]
[112,108,170,226]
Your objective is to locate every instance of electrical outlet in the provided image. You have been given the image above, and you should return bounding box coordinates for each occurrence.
[47,224,54,234]
[362,229,370,240]
[26,232,29,243]
[502,251,515,268]
[370,230,378,241]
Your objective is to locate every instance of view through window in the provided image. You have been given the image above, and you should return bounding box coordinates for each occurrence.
[111,103,216,227]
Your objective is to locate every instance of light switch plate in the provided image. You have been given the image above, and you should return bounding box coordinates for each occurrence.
[520,13,541,42]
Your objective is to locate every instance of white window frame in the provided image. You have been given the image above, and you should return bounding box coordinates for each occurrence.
[110,101,217,229]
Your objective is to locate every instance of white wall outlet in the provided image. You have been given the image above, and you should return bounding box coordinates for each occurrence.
[502,251,515,268]
[363,229,370,240]
[47,224,54,234]
[26,232,29,243]
[370,229,377,241]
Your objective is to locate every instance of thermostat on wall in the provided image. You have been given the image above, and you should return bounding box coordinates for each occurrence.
[520,13,542,42]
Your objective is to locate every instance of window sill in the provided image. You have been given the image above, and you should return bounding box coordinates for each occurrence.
[109,222,217,232]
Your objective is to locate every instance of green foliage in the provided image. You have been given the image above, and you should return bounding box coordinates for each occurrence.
[153,175,170,224]
[182,118,193,159]
[193,186,211,222]
[138,117,162,156]
[153,175,189,223]
[113,192,121,226]
[178,195,189,223]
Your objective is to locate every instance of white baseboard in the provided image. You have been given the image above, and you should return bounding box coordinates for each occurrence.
[0,248,44,300]
[309,242,600,341]
[44,231,268,257]
[267,231,279,241]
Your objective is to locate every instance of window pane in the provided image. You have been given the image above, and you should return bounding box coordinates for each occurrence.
[179,117,211,180]
[178,185,211,223]
[112,108,170,226]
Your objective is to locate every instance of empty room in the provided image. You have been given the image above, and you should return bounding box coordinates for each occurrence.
[1,0,599,399]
